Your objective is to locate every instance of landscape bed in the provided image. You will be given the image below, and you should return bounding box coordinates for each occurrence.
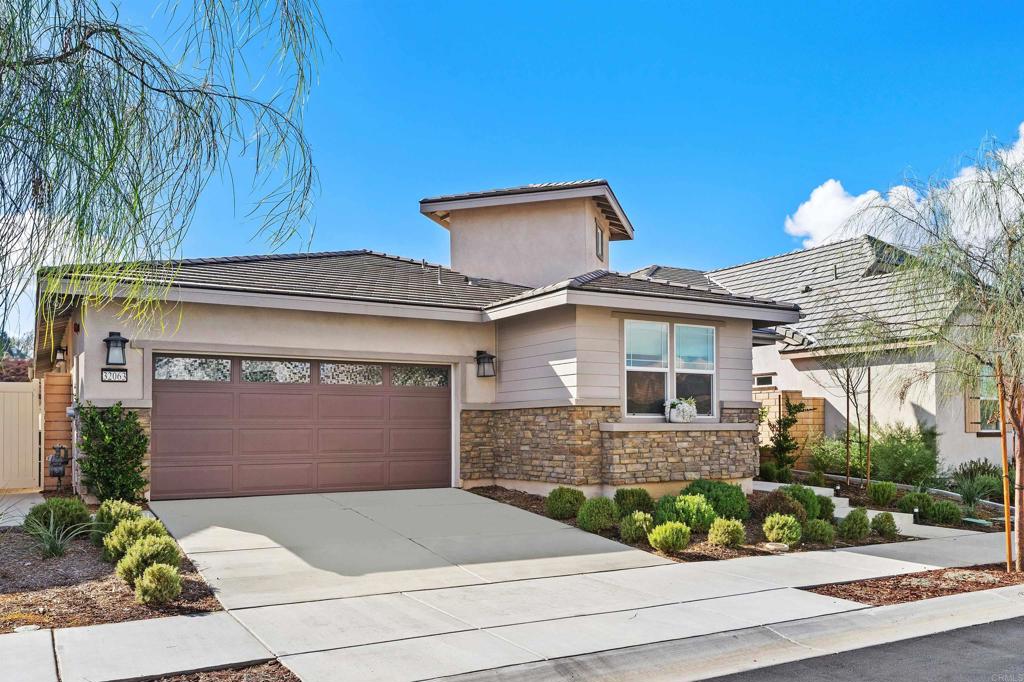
[469,485,908,562]
[806,563,1024,605]
[0,529,220,633]
[152,662,299,682]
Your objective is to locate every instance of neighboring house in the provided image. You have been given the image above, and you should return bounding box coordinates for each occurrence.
[638,236,1003,469]
[34,180,799,501]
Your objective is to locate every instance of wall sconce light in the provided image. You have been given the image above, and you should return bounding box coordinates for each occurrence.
[103,332,128,366]
[54,346,66,363]
[475,350,496,378]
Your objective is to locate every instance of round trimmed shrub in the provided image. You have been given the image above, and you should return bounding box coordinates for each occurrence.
[762,513,802,546]
[867,481,898,507]
[674,494,717,533]
[546,487,586,520]
[707,517,745,548]
[805,470,827,487]
[752,490,807,524]
[779,484,820,520]
[25,497,91,534]
[103,517,169,563]
[838,507,870,542]
[619,511,654,544]
[897,492,934,517]
[684,480,750,520]
[134,563,182,605]
[654,494,680,525]
[870,511,899,539]
[759,461,779,482]
[91,500,143,546]
[647,521,691,553]
[928,499,962,525]
[576,497,619,533]
[803,518,836,545]
[116,535,182,587]
[816,495,836,522]
[613,488,654,517]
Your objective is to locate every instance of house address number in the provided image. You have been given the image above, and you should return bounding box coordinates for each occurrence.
[101,368,128,383]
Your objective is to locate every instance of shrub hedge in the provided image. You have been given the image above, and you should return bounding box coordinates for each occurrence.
[91,500,143,546]
[762,513,801,546]
[576,497,619,532]
[803,518,836,545]
[546,487,586,520]
[707,517,745,548]
[135,563,182,605]
[674,494,717,533]
[684,480,750,520]
[116,535,182,587]
[870,511,899,539]
[838,507,870,541]
[647,521,691,553]
[25,497,91,534]
[103,517,169,563]
[619,511,654,544]
[613,488,654,517]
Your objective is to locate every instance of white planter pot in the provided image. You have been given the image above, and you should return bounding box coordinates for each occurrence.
[666,403,697,423]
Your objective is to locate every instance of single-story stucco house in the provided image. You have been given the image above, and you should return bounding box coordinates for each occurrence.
[640,236,1004,469]
[34,179,801,501]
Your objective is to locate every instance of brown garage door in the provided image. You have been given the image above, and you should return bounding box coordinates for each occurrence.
[150,356,452,500]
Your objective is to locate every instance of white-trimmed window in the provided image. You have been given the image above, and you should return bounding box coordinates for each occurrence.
[979,366,1001,433]
[754,374,774,387]
[625,320,716,417]
[595,220,605,261]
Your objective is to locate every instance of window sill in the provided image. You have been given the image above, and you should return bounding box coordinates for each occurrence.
[976,431,1002,438]
[600,422,757,432]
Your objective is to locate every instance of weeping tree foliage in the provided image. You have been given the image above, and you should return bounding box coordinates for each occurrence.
[1,0,327,345]
[832,136,1024,568]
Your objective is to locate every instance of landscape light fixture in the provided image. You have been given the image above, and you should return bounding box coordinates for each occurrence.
[103,332,128,366]
[475,350,496,378]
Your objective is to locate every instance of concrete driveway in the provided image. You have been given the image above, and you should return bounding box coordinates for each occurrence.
[150,488,667,609]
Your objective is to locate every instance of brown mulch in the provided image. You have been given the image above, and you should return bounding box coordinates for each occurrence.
[152,662,300,682]
[468,485,905,564]
[0,529,220,633]
[807,563,1024,605]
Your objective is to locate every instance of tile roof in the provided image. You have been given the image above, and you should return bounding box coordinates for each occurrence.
[67,250,531,310]
[420,179,610,204]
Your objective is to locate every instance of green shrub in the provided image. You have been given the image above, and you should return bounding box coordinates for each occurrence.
[752,489,807,524]
[928,499,962,525]
[654,494,680,525]
[619,511,654,543]
[116,535,182,587]
[867,481,898,507]
[758,461,779,482]
[803,518,836,545]
[871,423,939,484]
[838,508,870,542]
[762,513,802,546]
[953,474,1000,510]
[805,470,826,487]
[24,497,90,534]
[647,521,691,553]
[77,402,149,502]
[674,494,717,533]
[816,495,836,522]
[135,563,182,605]
[897,492,934,517]
[613,488,654,517]
[103,517,168,563]
[684,480,750,520]
[576,497,619,533]
[870,511,899,539]
[707,517,745,548]
[24,513,92,558]
[809,433,867,478]
[91,500,143,546]
[546,487,586,520]
[779,484,820,520]
[951,458,1001,481]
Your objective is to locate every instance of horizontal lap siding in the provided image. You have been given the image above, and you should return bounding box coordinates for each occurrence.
[575,307,621,403]
[496,307,578,403]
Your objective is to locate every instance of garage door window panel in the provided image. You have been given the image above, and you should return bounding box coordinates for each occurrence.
[154,356,231,382]
[321,362,383,385]
[392,365,449,388]
[241,359,311,383]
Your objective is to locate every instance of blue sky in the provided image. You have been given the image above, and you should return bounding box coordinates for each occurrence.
[10,2,1024,337]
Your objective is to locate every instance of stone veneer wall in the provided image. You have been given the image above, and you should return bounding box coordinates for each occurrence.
[461,405,759,488]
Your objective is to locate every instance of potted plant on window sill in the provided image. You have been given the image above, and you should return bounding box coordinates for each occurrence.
[665,397,697,423]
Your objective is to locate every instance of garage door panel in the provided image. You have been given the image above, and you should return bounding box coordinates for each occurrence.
[152,428,233,457]
[237,462,315,493]
[319,394,388,420]
[238,428,314,455]
[154,391,235,419]
[389,460,451,488]
[151,465,234,499]
[152,357,450,499]
[389,395,451,421]
[239,392,314,419]
[318,428,386,454]
[317,461,388,489]
[390,427,450,452]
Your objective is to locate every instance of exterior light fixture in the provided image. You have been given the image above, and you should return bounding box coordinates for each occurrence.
[54,346,66,363]
[103,331,128,366]
[475,350,496,378]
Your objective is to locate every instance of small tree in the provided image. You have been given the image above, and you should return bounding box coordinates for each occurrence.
[768,397,809,477]
[77,402,148,502]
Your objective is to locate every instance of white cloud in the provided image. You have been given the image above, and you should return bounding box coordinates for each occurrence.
[785,122,1024,249]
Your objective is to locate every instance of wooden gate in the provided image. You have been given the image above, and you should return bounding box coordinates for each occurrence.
[0,380,41,491]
